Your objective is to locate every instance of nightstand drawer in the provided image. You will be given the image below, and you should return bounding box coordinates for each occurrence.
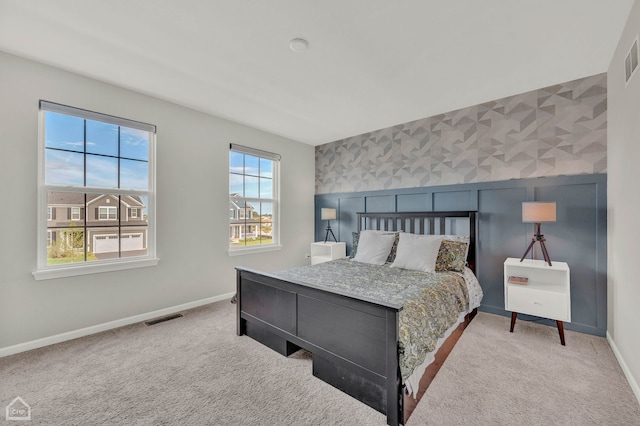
[507,286,569,321]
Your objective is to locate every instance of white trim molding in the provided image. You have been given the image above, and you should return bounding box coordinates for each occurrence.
[0,293,234,357]
[32,257,159,280]
[607,331,640,405]
[228,244,283,256]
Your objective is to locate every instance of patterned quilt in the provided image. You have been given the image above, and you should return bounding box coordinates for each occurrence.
[275,258,470,381]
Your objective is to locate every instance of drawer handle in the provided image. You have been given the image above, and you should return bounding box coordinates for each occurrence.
[533,301,542,305]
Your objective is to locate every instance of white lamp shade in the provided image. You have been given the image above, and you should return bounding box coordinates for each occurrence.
[321,208,337,221]
[522,202,556,223]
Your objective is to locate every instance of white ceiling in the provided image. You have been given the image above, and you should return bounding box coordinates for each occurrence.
[0,0,634,146]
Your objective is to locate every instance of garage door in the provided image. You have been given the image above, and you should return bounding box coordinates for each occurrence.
[121,233,143,251]
[93,233,143,253]
[93,234,118,253]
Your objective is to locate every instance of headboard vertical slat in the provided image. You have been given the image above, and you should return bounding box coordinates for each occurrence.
[419,218,425,235]
[439,218,446,235]
[429,218,435,235]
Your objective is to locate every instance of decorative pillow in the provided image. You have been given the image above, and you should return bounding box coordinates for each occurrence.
[351,231,399,263]
[442,234,470,243]
[442,235,470,259]
[387,233,400,263]
[350,232,360,258]
[352,231,397,265]
[435,240,468,272]
[390,233,444,273]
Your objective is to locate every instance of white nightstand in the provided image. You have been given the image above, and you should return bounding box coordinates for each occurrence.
[310,242,346,265]
[504,257,571,345]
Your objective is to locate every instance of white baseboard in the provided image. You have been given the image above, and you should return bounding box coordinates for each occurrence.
[607,331,640,405]
[0,293,235,358]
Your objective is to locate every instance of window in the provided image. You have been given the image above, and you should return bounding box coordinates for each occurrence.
[99,206,118,220]
[71,207,81,221]
[34,101,157,280]
[229,144,280,254]
[130,208,138,219]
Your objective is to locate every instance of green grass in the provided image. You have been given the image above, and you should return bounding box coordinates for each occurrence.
[48,253,98,265]
[230,237,273,247]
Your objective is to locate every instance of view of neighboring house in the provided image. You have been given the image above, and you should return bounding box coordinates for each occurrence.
[47,193,148,259]
[229,193,272,244]
[229,194,259,241]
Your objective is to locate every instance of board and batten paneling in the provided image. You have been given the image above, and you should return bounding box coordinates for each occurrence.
[315,174,607,337]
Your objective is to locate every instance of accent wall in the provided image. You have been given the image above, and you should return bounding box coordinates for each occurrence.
[314,73,610,338]
[315,174,607,337]
[316,73,606,194]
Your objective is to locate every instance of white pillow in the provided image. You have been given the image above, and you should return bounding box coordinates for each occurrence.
[390,233,444,273]
[352,231,396,265]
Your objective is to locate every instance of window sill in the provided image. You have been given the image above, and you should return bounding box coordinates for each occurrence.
[228,245,283,256]
[32,257,160,281]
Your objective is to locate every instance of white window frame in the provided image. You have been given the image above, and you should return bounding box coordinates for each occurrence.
[228,144,281,256]
[130,208,138,219]
[99,206,118,221]
[47,207,52,221]
[71,206,81,221]
[33,101,158,280]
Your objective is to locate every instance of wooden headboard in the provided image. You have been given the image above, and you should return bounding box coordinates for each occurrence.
[356,211,478,273]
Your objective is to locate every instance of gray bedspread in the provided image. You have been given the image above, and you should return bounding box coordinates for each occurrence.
[275,258,470,381]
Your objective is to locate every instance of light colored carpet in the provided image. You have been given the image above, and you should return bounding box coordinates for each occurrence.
[1,302,638,425]
[0,300,384,425]
[407,312,640,426]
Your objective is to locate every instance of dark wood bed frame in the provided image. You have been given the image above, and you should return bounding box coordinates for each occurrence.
[236,211,478,426]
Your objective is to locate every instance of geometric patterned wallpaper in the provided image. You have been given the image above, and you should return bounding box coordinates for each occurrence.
[316,73,607,194]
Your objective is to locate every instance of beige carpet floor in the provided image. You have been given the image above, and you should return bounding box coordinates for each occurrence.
[407,312,640,426]
[1,300,638,425]
[0,300,383,425]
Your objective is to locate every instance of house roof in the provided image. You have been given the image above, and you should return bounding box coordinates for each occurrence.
[229,194,254,210]
[0,1,633,145]
[48,193,144,207]
[230,200,253,209]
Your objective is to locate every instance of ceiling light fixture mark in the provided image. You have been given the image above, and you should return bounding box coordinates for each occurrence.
[289,38,308,53]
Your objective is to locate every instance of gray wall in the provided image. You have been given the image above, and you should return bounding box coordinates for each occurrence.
[316,74,606,194]
[315,174,607,337]
[607,0,640,401]
[0,51,316,350]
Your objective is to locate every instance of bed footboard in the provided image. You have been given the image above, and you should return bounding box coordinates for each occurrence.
[236,268,403,426]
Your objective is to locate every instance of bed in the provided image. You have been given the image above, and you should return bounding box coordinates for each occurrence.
[235,211,481,425]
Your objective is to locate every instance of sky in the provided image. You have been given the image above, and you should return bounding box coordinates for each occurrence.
[44,112,149,190]
[229,151,274,215]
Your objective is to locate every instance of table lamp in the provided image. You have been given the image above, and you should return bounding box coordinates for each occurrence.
[321,208,337,243]
[520,202,556,266]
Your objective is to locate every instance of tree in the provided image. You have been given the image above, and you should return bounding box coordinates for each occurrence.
[63,222,84,249]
